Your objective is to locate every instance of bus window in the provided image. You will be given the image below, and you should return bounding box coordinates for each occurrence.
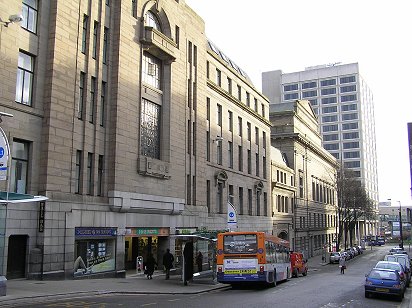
[223,234,257,254]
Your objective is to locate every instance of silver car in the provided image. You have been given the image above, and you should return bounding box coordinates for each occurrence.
[329,252,341,264]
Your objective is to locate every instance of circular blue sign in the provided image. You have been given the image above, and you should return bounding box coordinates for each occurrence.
[0,147,4,159]
[229,212,234,218]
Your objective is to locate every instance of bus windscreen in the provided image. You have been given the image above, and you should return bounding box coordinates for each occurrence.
[223,234,257,254]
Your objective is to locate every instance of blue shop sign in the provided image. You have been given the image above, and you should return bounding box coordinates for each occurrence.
[75,227,117,237]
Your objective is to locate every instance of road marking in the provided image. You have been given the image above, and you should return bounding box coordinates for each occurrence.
[141,303,157,306]
[168,299,181,302]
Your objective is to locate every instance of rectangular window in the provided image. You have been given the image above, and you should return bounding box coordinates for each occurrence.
[227,77,232,94]
[92,21,99,59]
[206,131,210,162]
[263,156,266,179]
[78,72,85,119]
[237,85,242,101]
[340,85,357,93]
[238,117,242,137]
[323,134,339,141]
[192,175,196,205]
[15,51,34,106]
[216,69,221,86]
[261,103,265,118]
[342,113,358,121]
[262,131,266,149]
[299,176,304,198]
[255,153,259,176]
[89,77,96,123]
[344,161,360,168]
[75,150,82,194]
[207,97,210,121]
[192,122,196,156]
[254,98,258,112]
[239,187,244,215]
[238,145,243,171]
[322,106,337,113]
[256,192,261,216]
[228,111,233,132]
[247,122,251,141]
[284,93,298,100]
[228,141,233,168]
[206,180,211,213]
[206,61,210,79]
[103,27,109,64]
[217,140,222,165]
[340,76,356,84]
[322,124,338,132]
[82,15,89,53]
[175,25,180,48]
[255,127,259,145]
[187,120,191,154]
[341,104,357,112]
[246,92,250,107]
[100,81,106,126]
[321,97,337,104]
[142,52,161,89]
[11,140,29,194]
[343,141,359,149]
[342,122,358,130]
[140,98,161,159]
[22,0,38,33]
[324,143,339,150]
[229,185,234,207]
[186,174,191,204]
[248,189,253,215]
[97,155,104,196]
[322,115,338,123]
[302,81,317,89]
[284,84,298,91]
[302,90,317,98]
[217,104,222,126]
[87,153,94,195]
[247,150,251,174]
[321,88,336,96]
[132,0,137,18]
[343,151,360,159]
[342,132,359,139]
[264,192,268,216]
[309,99,318,106]
[217,183,223,213]
[341,94,357,102]
[321,79,336,87]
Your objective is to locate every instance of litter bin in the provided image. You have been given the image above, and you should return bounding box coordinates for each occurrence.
[0,276,7,296]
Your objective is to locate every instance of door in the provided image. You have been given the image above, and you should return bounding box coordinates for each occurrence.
[7,235,27,279]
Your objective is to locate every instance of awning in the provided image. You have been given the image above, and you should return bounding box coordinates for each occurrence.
[0,191,48,203]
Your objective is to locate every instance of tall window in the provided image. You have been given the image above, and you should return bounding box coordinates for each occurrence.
[217,104,222,126]
[228,111,233,132]
[89,77,96,123]
[206,131,210,162]
[11,140,29,194]
[239,187,244,215]
[92,21,99,59]
[248,189,253,215]
[247,122,251,141]
[97,155,104,196]
[255,153,259,176]
[228,141,233,168]
[237,85,242,101]
[142,52,161,89]
[78,72,85,119]
[131,0,138,18]
[263,131,266,149]
[87,153,93,195]
[227,77,232,94]
[145,11,161,30]
[81,15,88,53]
[217,140,222,165]
[255,127,259,145]
[216,69,221,86]
[238,145,243,171]
[22,0,38,33]
[75,150,82,194]
[140,98,160,159]
[103,27,109,64]
[217,183,223,213]
[247,150,251,174]
[264,192,268,216]
[206,180,211,213]
[15,51,34,106]
[100,81,106,126]
[238,117,242,137]
[263,156,266,179]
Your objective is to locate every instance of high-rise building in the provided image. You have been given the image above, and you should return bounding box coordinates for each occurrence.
[262,63,379,206]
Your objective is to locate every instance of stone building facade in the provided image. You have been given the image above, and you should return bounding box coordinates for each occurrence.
[0,0,271,279]
[270,100,338,257]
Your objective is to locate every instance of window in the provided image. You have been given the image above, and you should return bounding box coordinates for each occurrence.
[140,98,161,159]
[97,155,104,196]
[82,15,88,53]
[299,176,304,198]
[324,143,339,150]
[322,106,337,113]
[323,124,338,132]
[343,141,359,149]
[100,81,106,126]
[255,153,259,176]
[323,134,339,141]
[239,187,244,215]
[238,145,243,171]
[216,69,221,86]
[254,98,258,112]
[237,85,242,101]
[302,90,317,98]
[132,0,137,18]
[15,52,34,106]
[340,76,356,84]
[217,183,223,213]
[261,103,265,118]
[246,92,250,107]
[227,77,232,94]
[228,111,233,132]
[206,180,211,213]
[341,104,357,112]
[302,81,317,89]
[342,122,358,130]
[321,79,336,87]
[247,150,251,174]
[344,161,360,168]
[206,131,210,162]
[248,189,253,215]
[284,84,298,91]
[263,131,266,149]
[321,97,337,104]
[341,85,356,93]
[344,151,360,159]
[103,27,109,64]
[341,94,357,102]
[10,140,29,194]
[89,77,96,123]
[75,150,82,194]
[238,117,242,137]
[321,88,336,96]
[175,26,180,48]
[263,156,266,179]
[87,153,94,195]
[217,104,222,126]
[331,153,340,159]
[22,0,38,33]
[92,21,99,59]
[78,72,85,119]
[247,122,251,141]
[309,99,318,106]
[217,139,222,165]
[284,93,298,100]
[145,11,161,30]
[322,115,338,123]
[342,113,358,121]
[342,132,359,139]
[255,127,259,145]
[228,141,233,168]
[142,52,161,89]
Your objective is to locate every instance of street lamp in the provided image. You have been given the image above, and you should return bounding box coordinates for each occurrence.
[389,199,403,249]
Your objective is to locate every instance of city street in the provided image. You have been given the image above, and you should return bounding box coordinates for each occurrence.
[6,245,411,308]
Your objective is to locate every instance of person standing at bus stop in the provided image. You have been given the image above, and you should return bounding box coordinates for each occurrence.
[163,248,174,280]
[339,255,346,274]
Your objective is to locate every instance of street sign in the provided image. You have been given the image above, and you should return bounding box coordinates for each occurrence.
[0,128,9,181]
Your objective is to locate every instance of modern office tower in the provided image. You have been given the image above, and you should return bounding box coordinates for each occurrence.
[262,63,379,209]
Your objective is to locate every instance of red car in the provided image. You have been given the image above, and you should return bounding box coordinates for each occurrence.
[290,252,308,277]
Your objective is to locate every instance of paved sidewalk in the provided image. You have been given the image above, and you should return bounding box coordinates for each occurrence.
[0,251,338,306]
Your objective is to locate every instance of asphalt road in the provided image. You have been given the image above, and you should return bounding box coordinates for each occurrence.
[9,245,412,308]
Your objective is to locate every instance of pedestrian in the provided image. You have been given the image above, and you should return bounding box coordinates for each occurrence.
[162,248,174,280]
[145,252,157,279]
[196,251,203,272]
[339,255,346,274]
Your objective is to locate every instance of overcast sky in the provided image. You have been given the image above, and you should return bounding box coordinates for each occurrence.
[185,0,412,206]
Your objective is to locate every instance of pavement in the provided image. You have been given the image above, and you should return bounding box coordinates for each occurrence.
[0,252,333,307]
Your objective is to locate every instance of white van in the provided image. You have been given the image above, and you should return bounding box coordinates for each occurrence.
[384,254,411,287]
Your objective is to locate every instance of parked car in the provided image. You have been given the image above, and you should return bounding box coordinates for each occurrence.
[384,254,411,287]
[344,249,354,259]
[356,245,363,254]
[374,261,407,288]
[389,247,405,255]
[365,268,405,301]
[290,252,308,277]
[341,251,350,261]
[329,252,341,264]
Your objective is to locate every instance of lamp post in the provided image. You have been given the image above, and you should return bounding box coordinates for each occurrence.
[389,199,403,249]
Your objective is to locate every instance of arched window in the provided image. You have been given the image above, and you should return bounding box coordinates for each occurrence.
[145,11,161,31]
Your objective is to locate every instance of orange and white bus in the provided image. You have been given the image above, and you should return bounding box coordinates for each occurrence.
[216,231,291,286]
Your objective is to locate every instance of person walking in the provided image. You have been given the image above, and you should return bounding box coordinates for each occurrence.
[145,253,157,279]
[196,251,203,273]
[339,255,346,274]
[162,248,174,280]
